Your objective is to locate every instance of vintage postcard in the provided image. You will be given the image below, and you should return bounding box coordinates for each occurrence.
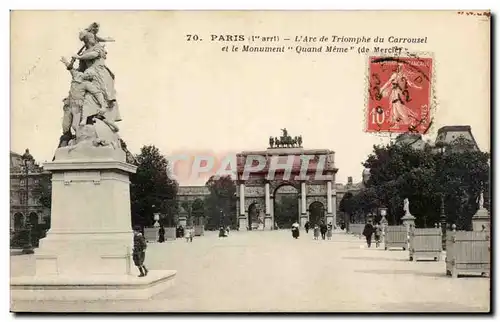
[9,10,490,312]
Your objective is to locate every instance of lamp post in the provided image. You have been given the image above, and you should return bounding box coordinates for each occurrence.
[21,149,34,255]
[436,143,447,249]
[220,210,225,228]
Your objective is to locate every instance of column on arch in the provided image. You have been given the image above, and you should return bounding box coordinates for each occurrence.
[264,182,273,230]
[300,181,308,227]
[238,181,248,230]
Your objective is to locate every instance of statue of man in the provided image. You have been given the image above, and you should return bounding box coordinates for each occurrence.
[478,192,484,209]
[269,136,274,148]
[275,137,280,148]
[403,198,410,215]
[281,128,288,138]
[297,135,303,147]
[60,56,108,131]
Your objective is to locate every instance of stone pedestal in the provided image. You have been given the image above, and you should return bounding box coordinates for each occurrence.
[300,213,308,228]
[401,213,415,248]
[10,147,176,300]
[401,214,416,232]
[178,216,187,228]
[238,215,248,231]
[264,216,273,230]
[472,208,490,232]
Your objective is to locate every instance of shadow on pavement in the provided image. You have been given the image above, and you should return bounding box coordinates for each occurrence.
[376,301,489,312]
[342,256,407,262]
[354,269,447,278]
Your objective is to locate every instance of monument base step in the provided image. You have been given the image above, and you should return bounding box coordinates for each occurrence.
[10,270,176,300]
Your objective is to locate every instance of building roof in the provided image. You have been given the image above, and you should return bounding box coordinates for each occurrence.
[435,125,480,151]
[437,125,472,135]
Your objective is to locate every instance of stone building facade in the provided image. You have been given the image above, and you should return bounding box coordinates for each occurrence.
[10,151,50,230]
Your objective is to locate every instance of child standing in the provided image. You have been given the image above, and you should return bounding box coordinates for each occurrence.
[374,223,382,248]
[132,226,149,277]
[313,225,320,240]
[185,226,194,242]
[326,223,333,240]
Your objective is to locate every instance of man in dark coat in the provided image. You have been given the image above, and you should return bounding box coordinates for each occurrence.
[304,221,310,234]
[133,226,149,277]
[158,225,165,243]
[362,221,375,248]
[320,221,328,240]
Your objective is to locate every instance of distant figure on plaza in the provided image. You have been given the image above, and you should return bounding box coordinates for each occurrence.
[326,223,333,240]
[133,226,149,277]
[226,226,230,236]
[304,221,310,234]
[340,221,346,230]
[177,225,185,238]
[158,225,165,243]
[320,221,328,240]
[374,223,382,248]
[219,226,227,238]
[291,221,300,239]
[362,221,375,248]
[313,225,320,240]
[185,226,194,242]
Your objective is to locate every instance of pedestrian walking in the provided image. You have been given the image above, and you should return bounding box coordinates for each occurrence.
[185,226,194,242]
[362,221,375,248]
[219,226,227,238]
[320,221,328,240]
[132,226,149,277]
[291,221,300,239]
[326,223,333,240]
[304,221,310,234]
[313,225,320,240]
[374,223,382,248]
[158,225,165,243]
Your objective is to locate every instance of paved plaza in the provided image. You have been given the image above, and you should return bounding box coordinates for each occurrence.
[10,230,490,312]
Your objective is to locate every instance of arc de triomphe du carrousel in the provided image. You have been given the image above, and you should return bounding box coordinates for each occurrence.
[235,129,338,230]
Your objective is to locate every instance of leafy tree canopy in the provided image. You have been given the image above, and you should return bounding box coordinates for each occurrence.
[130,145,178,228]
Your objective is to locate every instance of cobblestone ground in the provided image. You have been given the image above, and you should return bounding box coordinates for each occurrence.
[10,230,490,312]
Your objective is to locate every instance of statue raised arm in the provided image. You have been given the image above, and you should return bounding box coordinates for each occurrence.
[281,128,288,138]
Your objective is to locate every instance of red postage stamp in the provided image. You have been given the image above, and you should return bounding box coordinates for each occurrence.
[366,56,433,134]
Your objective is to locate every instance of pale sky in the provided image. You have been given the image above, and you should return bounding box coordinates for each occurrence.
[10,11,490,185]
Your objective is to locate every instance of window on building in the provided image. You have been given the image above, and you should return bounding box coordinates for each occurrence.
[20,179,25,185]
[19,191,27,204]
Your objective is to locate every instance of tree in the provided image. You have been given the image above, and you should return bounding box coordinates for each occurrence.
[357,140,490,229]
[191,198,205,226]
[204,175,236,229]
[130,145,178,228]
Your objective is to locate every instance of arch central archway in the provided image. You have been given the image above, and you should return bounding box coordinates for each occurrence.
[273,184,299,229]
[309,201,326,227]
[248,202,263,230]
[235,143,339,231]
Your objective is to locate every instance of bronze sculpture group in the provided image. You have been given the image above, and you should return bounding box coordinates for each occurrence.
[269,128,303,148]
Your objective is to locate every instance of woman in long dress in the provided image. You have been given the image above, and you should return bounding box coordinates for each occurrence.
[291,221,300,239]
[379,63,422,127]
